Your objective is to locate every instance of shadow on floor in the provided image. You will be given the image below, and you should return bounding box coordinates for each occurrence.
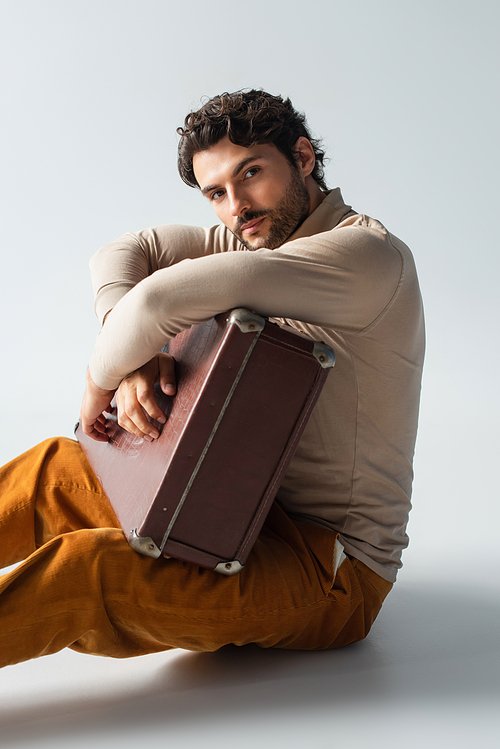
[0,580,498,744]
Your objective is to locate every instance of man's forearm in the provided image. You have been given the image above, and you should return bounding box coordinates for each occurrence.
[88,219,403,390]
[90,223,239,324]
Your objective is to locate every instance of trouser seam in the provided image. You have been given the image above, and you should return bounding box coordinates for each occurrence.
[110,594,351,624]
[39,481,105,496]
[0,499,33,523]
[2,606,104,635]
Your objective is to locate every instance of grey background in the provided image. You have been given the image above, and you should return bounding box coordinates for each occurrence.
[1,0,499,746]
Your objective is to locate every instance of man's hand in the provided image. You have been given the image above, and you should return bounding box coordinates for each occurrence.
[115,353,176,441]
[80,369,116,442]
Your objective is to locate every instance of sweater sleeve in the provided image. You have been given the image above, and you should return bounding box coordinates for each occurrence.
[88,222,403,390]
[90,223,241,324]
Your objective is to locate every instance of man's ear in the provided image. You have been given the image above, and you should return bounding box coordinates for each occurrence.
[293,137,316,178]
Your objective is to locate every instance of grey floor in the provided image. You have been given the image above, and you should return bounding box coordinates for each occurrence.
[1,566,498,749]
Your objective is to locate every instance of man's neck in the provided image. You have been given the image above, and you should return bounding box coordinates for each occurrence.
[306,176,327,215]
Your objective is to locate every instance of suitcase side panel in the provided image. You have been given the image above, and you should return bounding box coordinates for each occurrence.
[77,316,235,533]
[162,322,331,565]
[236,366,329,562]
[139,322,262,548]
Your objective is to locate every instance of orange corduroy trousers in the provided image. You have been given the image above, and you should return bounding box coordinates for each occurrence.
[0,437,392,668]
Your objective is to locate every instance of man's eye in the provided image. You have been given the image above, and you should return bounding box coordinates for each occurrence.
[244,167,259,179]
[210,190,224,201]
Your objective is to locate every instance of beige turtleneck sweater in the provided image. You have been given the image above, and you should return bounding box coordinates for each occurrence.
[88,189,425,582]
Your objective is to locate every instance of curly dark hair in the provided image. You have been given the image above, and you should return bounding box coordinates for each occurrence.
[177,89,328,191]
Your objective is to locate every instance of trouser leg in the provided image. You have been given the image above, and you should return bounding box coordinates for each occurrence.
[0,508,392,667]
[0,437,392,668]
[0,437,120,569]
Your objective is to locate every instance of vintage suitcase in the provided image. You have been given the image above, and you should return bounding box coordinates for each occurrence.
[76,309,334,574]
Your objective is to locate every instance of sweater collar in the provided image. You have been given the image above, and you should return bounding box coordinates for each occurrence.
[287,187,356,243]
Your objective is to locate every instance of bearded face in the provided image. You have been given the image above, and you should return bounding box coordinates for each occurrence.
[231,165,310,250]
[193,138,315,252]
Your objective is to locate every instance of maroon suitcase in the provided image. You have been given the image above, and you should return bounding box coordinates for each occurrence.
[76,309,334,574]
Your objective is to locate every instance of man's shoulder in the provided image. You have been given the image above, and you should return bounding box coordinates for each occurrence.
[299,195,415,274]
[295,189,412,260]
[287,211,407,269]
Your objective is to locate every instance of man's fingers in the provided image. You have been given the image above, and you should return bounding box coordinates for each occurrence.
[87,428,110,443]
[114,353,176,440]
[158,353,176,395]
[81,418,110,442]
[136,385,166,424]
[92,420,108,434]
[79,370,115,442]
[118,395,160,440]
[117,410,157,442]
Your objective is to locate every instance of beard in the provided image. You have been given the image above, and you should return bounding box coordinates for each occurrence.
[231,168,311,250]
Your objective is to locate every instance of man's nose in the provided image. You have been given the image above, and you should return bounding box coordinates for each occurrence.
[228,189,251,217]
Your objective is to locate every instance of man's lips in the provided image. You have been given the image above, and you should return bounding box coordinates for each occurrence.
[240,217,266,235]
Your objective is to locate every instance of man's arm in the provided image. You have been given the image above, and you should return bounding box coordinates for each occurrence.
[83,223,240,440]
[87,228,403,391]
[80,352,178,442]
[91,223,241,324]
[81,220,403,440]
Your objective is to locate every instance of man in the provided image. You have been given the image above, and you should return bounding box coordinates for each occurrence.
[0,90,424,667]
